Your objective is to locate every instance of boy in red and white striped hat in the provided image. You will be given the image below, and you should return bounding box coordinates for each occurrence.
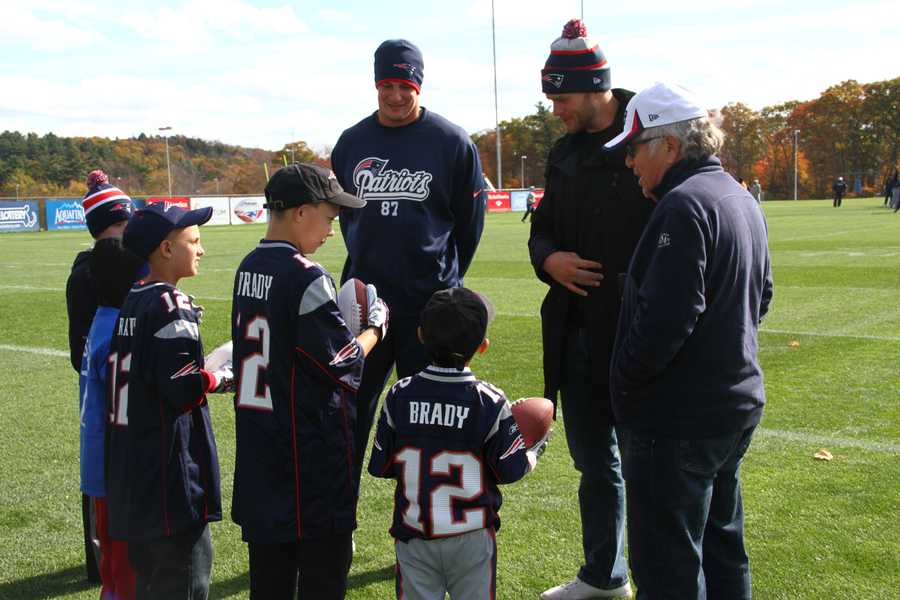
[66,169,135,583]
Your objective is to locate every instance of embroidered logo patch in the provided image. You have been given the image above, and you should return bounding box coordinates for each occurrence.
[657,232,671,248]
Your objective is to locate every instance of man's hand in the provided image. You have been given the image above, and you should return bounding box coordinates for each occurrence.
[542,251,604,296]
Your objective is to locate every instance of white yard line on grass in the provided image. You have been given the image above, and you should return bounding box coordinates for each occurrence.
[757,427,900,454]
[0,344,68,357]
[0,284,64,292]
[760,328,900,342]
[2,343,897,453]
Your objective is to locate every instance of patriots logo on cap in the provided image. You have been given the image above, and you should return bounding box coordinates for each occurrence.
[542,73,565,88]
[393,62,417,76]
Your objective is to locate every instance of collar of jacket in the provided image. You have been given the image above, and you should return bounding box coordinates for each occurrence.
[651,155,723,201]
[547,88,635,176]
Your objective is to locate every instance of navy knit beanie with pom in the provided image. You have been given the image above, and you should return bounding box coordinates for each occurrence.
[541,19,611,94]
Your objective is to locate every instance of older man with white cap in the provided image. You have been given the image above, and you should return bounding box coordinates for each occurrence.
[605,82,773,600]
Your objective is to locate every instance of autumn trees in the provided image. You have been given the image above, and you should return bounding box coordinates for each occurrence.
[718,77,899,199]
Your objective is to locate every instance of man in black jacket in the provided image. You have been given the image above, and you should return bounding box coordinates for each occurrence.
[529,19,653,600]
[65,169,134,582]
[606,82,773,600]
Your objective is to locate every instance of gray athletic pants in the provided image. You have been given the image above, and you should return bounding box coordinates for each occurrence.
[394,528,496,600]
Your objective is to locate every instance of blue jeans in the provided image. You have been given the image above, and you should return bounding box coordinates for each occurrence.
[559,329,628,590]
[128,524,213,600]
[618,427,755,600]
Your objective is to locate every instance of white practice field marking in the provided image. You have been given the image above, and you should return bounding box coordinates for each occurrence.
[4,343,897,453]
[759,328,900,342]
[0,284,64,292]
[757,427,900,454]
[0,344,68,357]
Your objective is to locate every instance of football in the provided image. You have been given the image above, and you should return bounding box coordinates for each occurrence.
[510,397,553,448]
[204,340,233,372]
[337,278,369,335]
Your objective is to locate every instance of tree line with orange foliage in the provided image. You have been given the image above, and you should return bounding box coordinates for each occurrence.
[0,132,322,198]
[2,76,896,200]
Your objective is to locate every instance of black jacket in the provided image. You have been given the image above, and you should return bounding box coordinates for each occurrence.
[528,89,653,422]
[611,157,773,438]
[66,250,96,372]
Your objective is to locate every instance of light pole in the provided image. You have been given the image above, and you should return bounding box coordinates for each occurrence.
[159,126,173,196]
[215,177,220,195]
[15,184,19,200]
[520,155,527,187]
[491,0,502,188]
[793,129,800,201]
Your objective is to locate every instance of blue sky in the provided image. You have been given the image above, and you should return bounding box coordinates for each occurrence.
[2,0,897,152]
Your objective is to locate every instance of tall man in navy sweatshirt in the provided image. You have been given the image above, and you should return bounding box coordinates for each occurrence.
[331,39,486,495]
[605,82,773,600]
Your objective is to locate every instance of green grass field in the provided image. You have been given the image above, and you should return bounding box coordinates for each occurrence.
[1,198,898,599]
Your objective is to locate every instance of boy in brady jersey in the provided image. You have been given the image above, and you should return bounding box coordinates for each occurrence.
[368,287,547,600]
[80,237,143,600]
[231,163,388,600]
[108,202,233,600]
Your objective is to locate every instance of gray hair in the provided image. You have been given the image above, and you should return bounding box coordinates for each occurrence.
[643,117,724,160]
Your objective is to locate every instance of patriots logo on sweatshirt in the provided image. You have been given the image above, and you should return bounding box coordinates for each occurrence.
[352,157,432,202]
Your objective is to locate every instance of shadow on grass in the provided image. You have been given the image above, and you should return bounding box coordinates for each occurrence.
[348,564,394,590]
[209,571,250,599]
[0,565,93,599]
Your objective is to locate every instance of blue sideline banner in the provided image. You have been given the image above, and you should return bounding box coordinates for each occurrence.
[46,199,88,230]
[0,200,40,233]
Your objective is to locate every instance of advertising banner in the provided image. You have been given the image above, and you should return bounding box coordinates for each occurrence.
[486,191,511,212]
[146,197,191,210]
[230,196,268,225]
[190,197,231,226]
[0,200,40,233]
[46,199,87,230]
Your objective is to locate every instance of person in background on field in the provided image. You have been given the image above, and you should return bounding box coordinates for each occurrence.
[606,81,773,600]
[231,163,386,600]
[368,287,547,600]
[108,203,233,599]
[522,185,537,222]
[529,19,653,600]
[883,169,897,207]
[331,39,486,500]
[750,179,762,203]
[832,176,846,207]
[80,238,144,600]
[66,169,134,584]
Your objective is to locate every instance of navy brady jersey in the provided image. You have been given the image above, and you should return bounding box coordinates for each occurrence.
[368,366,531,542]
[231,240,365,543]
[106,281,222,542]
[331,108,485,317]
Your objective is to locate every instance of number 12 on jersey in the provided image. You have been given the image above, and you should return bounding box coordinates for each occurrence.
[394,448,485,536]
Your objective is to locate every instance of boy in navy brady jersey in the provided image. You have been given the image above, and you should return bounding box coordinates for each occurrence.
[231,163,388,600]
[368,287,547,600]
[108,202,233,600]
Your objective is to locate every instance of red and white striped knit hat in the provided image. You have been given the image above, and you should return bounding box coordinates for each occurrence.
[81,170,133,238]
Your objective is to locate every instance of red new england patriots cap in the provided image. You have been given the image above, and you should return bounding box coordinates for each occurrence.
[604,82,708,151]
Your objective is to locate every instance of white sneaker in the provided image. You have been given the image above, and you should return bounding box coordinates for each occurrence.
[540,577,633,599]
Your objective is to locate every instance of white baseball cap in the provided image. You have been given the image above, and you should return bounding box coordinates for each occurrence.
[604,82,708,151]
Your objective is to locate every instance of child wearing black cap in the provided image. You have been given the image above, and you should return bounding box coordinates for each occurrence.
[368,287,546,600]
[106,202,233,599]
[231,163,387,600]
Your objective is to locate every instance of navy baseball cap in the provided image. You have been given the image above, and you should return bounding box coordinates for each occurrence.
[264,163,365,210]
[420,287,496,367]
[123,202,213,260]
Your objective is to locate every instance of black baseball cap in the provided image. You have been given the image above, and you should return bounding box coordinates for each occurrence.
[264,163,365,209]
[123,202,213,260]
[420,287,496,367]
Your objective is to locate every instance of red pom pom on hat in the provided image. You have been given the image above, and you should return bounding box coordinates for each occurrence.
[86,169,109,189]
[562,18,588,39]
